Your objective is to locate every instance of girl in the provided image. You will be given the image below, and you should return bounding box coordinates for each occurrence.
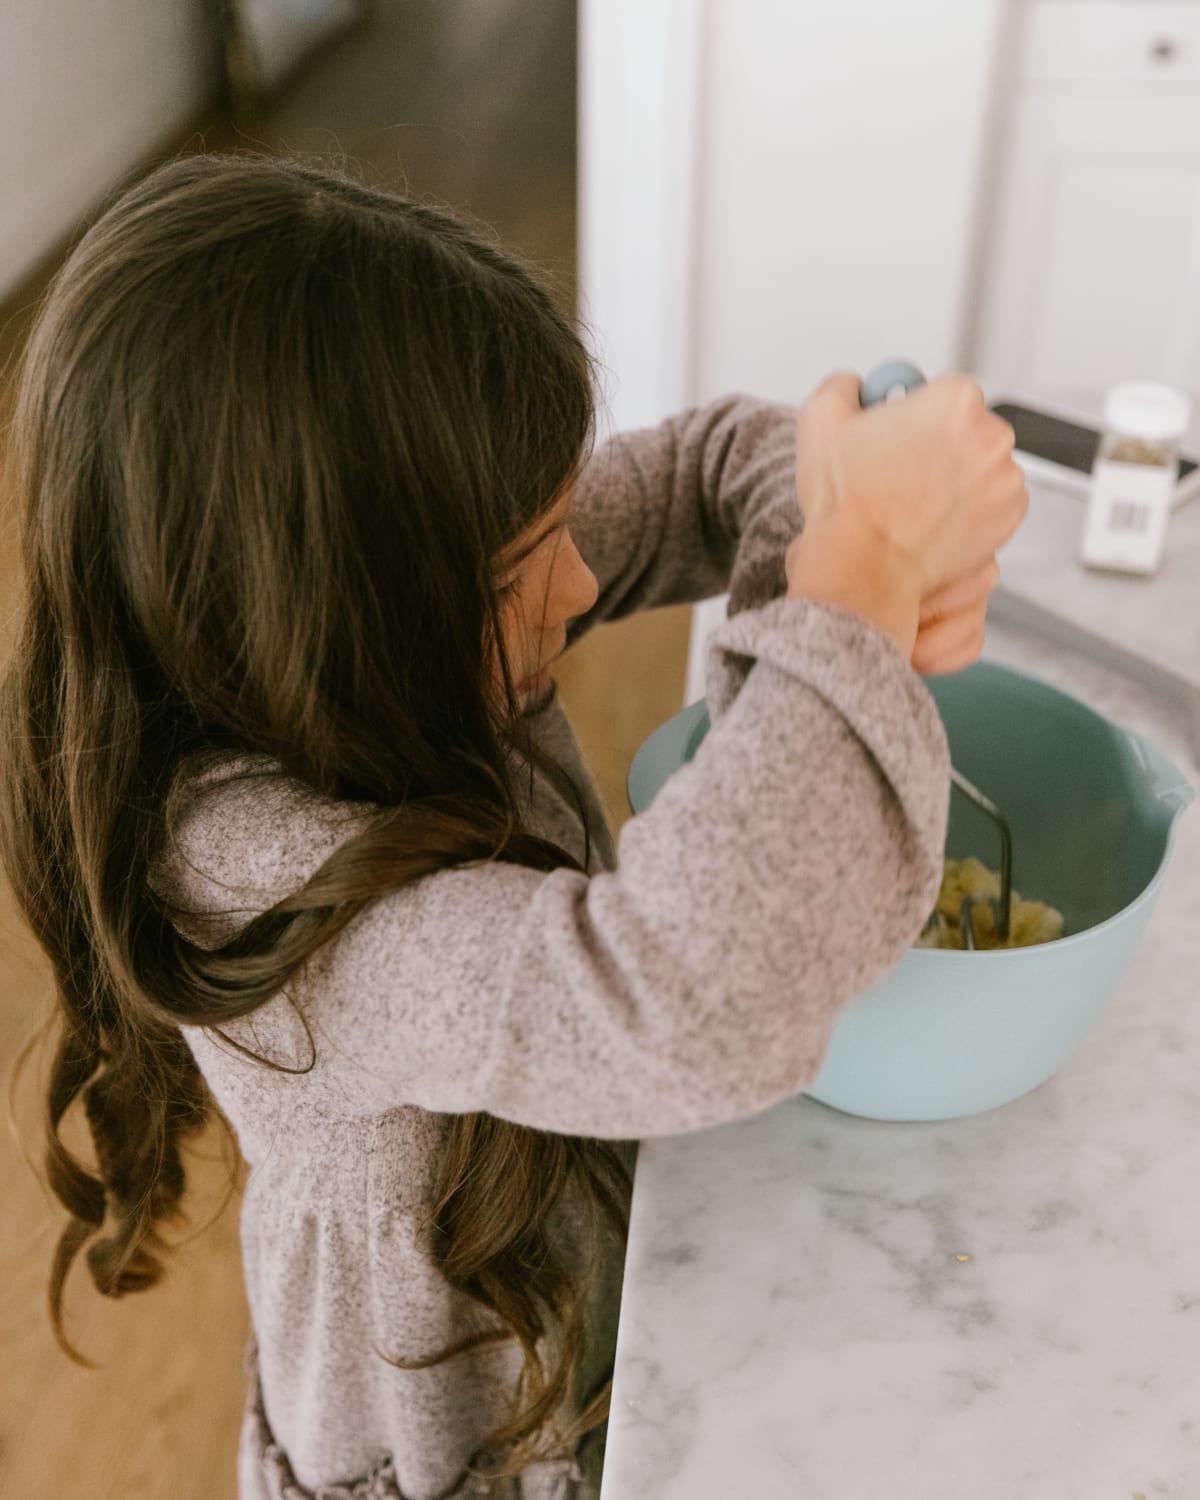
[0,153,1025,1499]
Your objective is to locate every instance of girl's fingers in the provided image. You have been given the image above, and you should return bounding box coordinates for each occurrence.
[910,600,989,677]
[805,370,866,423]
[918,559,1000,626]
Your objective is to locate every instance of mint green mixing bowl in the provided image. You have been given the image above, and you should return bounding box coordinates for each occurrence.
[627,660,1194,1121]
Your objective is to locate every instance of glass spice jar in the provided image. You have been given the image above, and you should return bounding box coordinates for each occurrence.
[1081,382,1193,575]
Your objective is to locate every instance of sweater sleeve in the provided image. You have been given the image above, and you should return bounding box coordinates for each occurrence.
[184,597,949,1141]
[564,396,798,644]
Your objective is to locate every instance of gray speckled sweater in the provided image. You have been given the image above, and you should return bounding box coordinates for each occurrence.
[149,397,950,1500]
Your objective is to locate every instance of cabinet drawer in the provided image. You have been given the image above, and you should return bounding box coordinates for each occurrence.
[1022,0,1200,85]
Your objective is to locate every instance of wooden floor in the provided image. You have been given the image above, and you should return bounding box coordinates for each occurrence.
[0,3,690,1495]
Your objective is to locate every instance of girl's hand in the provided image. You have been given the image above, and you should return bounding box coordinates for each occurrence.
[792,370,1027,597]
[910,557,1000,676]
[787,370,1025,663]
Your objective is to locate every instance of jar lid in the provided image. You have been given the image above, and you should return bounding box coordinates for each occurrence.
[1103,383,1192,442]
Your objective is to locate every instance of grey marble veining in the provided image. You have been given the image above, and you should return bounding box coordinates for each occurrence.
[601,617,1200,1499]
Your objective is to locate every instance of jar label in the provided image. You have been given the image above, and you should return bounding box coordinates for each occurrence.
[1081,459,1176,575]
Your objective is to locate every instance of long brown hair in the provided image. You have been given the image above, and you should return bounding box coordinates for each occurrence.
[0,152,631,1478]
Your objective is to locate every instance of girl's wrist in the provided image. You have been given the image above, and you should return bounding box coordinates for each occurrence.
[784,512,922,659]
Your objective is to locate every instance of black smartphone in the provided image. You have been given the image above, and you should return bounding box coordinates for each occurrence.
[990,399,1200,507]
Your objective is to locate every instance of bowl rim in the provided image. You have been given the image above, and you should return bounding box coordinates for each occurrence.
[626,663,1193,956]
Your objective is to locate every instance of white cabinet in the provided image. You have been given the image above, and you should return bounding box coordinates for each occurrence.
[969,0,1200,425]
[579,0,1200,707]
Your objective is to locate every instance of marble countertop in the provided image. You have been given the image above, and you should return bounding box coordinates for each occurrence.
[600,618,1200,1499]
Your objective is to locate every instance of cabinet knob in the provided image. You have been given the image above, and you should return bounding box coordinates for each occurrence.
[1149,36,1178,63]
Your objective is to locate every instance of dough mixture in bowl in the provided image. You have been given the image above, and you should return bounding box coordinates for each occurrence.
[915,856,1064,951]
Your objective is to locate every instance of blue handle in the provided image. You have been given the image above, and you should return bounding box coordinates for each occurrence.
[860,359,926,408]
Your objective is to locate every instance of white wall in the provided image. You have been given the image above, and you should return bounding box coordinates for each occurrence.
[577,0,703,437]
[0,2,219,299]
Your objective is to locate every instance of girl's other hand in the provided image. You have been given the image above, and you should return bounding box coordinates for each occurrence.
[910,557,1000,676]
[793,371,863,531]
